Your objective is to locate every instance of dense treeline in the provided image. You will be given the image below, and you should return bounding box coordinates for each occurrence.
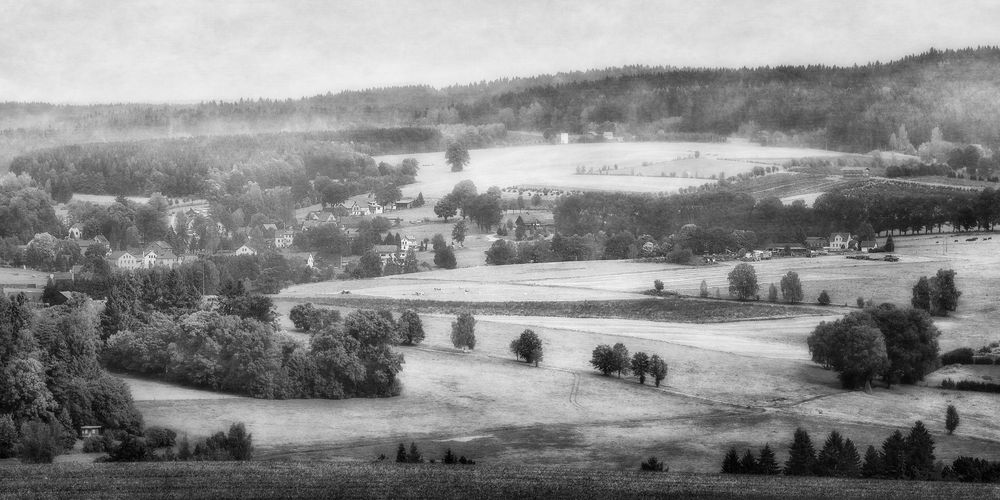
[8,130,431,198]
[99,267,404,399]
[8,48,1000,152]
[0,293,144,461]
[553,183,1000,247]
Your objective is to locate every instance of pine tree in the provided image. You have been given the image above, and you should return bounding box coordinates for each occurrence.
[739,449,757,474]
[816,430,844,476]
[946,405,960,434]
[840,439,862,478]
[721,447,740,474]
[443,448,457,464]
[861,445,883,478]
[881,430,907,479]
[396,443,407,463]
[905,421,936,479]
[407,442,422,463]
[784,428,817,476]
[768,283,778,302]
[699,280,709,298]
[757,444,779,475]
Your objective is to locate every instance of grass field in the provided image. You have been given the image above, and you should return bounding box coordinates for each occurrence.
[0,267,50,286]
[374,141,846,198]
[3,462,998,499]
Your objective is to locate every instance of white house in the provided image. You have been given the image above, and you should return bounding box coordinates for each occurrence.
[828,233,852,250]
[68,224,84,240]
[559,132,569,144]
[348,202,365,217]
[367,201,384,215]
[235,244,258,256]
[143,250,158,269]
[274,230,295,249]
[306,253,315,269]
[107,250,142,271]
[400,236,416,253]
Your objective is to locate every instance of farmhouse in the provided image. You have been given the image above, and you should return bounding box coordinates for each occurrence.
[400,235,417,253]
[373,244,400,266]
[347,202,366,217]
[367,201,384,215]
[107,250,142,271]
[394,198,415,210]
[805,237,829,249]
[80,426,102,439]
[857,239,879,252]
[274,229,295,249]
[68,223,84,240]
[234,244,258,256]
[828,232,853,250]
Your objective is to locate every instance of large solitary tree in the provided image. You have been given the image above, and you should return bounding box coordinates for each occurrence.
[728,263,759,301]
[446,143,470,172]
[509,329,544,366]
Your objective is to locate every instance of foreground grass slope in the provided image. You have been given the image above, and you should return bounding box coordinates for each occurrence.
[2,462,996,499]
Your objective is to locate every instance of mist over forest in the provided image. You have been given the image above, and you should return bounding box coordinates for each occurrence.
[5,46,1000,167]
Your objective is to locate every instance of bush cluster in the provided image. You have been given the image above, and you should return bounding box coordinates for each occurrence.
[940,348,975,365]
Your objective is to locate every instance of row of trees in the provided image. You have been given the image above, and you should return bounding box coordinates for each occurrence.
[723,420,997,482]
[553,186,1000,254]
[590,343,668,386]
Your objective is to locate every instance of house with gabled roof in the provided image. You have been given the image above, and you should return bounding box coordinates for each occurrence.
[68,223,84,240]
[234,244,258,256]
[828,233,852,251]
[107,250,142,270]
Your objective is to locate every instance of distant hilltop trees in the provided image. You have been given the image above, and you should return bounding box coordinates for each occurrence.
[7,47,1000,152]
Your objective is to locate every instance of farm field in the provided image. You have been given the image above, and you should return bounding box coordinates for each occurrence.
[119,228,1000,474]
[0,267,49,286]
[6,463,1000,499]
[374,141,847,198]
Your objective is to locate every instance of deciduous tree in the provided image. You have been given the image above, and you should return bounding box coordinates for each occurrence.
[728,263,759,301]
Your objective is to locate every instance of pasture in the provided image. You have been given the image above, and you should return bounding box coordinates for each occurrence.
[375,141,846,198]
[119,230,1000,473]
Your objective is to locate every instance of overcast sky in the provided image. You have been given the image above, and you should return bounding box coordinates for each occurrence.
[2,0,999,104]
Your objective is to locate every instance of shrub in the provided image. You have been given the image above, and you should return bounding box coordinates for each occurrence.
[0,414,16,459]
[817,290,831,305]
[699,280,709,298]
[107,433,152,462]
[665,247,692,264]
[857,297,865,308]
[953,380,1000,393]
[941,378,955,389]
[16,421,62,464]
[941,348,975,365]
[443,448,457,464]
[82,434,113,453]
[653,279,664,292]
[641,456,666,471]
[144,426,177,448]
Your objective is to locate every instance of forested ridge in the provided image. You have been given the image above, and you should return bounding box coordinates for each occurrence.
[5,47,1000,153]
